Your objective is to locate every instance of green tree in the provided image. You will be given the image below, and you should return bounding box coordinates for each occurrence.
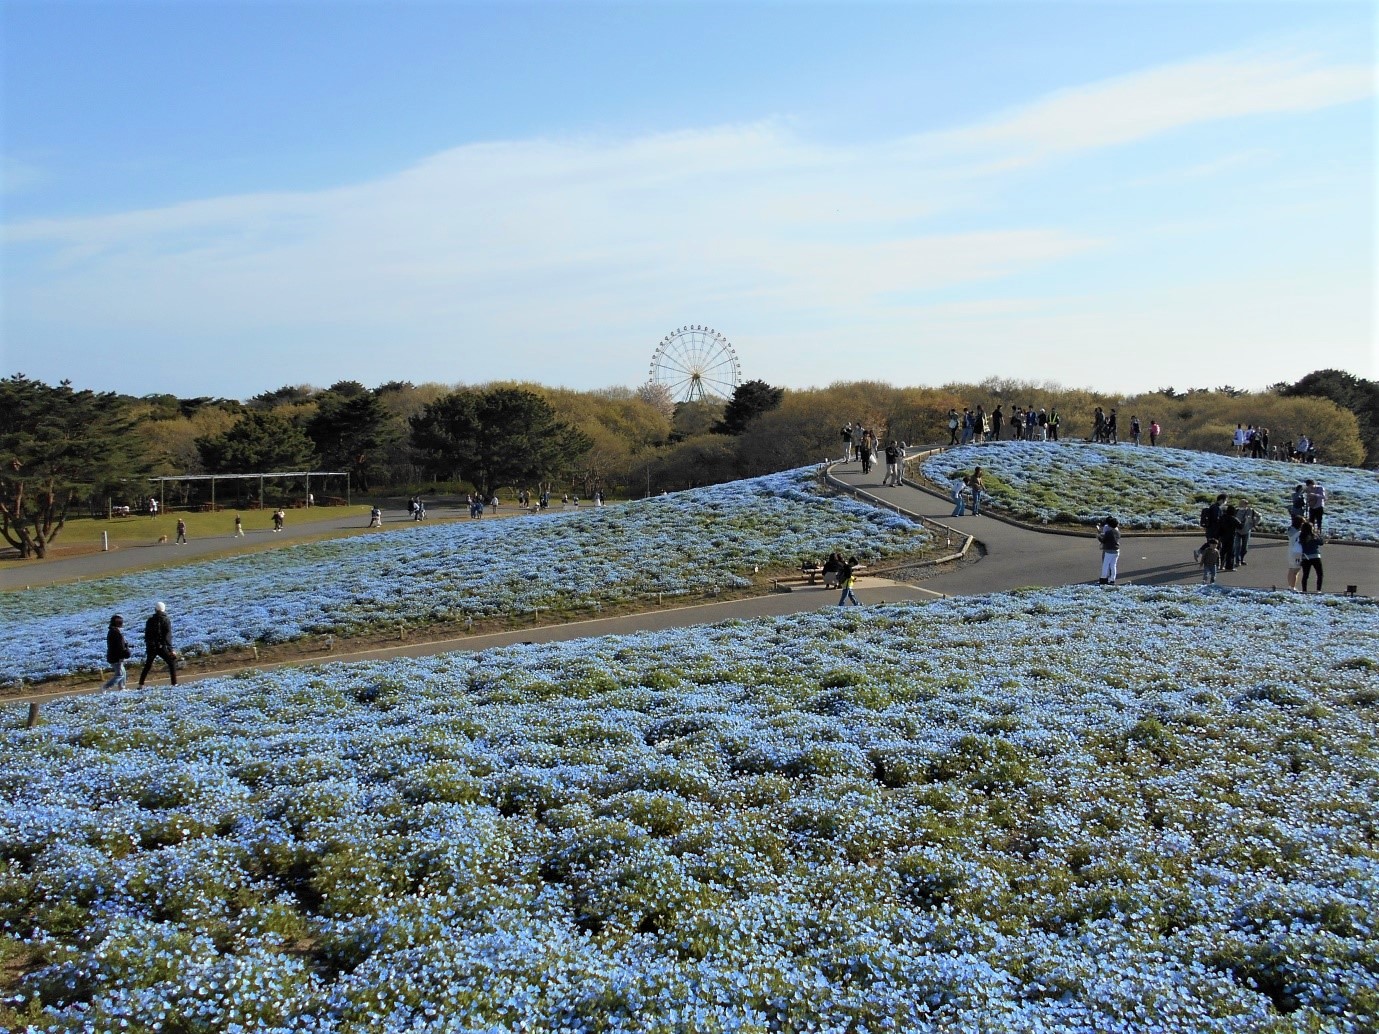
[670,400,724,441]
[196,411,317,472]
[306,390,399,490]
[0,374,145,558]
[410,387,591,497]
[716,379,785,435]
[326,379,368,398]
[1276,369,1379,466]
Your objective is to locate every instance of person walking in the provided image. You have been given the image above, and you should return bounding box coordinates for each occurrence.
[175,518,187,545]
[1299,521,1325,592]
[1198,539,1220,583]
[234,514,245,537]
[1097,517,1121,585]
[273,509,285,532]
[836,557,861,606]
[883,441,899,486]
[946,410,959,446]
[368,506,383,528]
[137,602,178,687]
[1148,419,1160,446]
[100,615,132,690]
[969,467,985,516]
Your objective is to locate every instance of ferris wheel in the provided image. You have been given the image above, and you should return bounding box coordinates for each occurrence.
[648,325,742,403]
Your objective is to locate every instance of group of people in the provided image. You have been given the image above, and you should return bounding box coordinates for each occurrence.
[158,510,287,542]
[949,405,1064,445]
[100,601,177,691]
[838,423,909,484]
[1192,496,1263,582]
[1230,424,1320,463]
[1188,479,1328,590]
[1231,424,1272,459]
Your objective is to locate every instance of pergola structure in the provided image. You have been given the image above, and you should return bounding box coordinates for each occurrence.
[146,471,350,512]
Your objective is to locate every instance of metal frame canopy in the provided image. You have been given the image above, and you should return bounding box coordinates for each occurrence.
[648,325,742,403]
[146,471,350,510]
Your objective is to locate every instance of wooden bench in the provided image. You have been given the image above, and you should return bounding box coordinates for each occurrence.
[801,563,823,584]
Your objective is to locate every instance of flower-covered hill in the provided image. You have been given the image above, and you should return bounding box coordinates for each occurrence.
[920,441,1379,540]
[0,468,929,686]
[3,586,1377,1033]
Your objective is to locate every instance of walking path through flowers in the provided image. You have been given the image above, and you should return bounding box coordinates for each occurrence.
[831,455,1379,596]
[5,447,1377,705]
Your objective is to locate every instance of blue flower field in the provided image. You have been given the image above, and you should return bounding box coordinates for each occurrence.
[0,469,928,686]
[3,586,1377,1032]
[921,442,1379,539]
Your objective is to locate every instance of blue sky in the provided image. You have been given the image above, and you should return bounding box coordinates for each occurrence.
[2,1,1374,401]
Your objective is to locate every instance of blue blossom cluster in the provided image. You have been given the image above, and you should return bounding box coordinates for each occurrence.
[0,468,927,685]
[3,586,1377,1032]
[921,442,1379,539]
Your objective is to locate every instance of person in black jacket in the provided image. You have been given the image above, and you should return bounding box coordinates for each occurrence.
[1097,517,1121,585]
[1217,505,1241,572]
[100,614,132,691]
[138,601,178,687]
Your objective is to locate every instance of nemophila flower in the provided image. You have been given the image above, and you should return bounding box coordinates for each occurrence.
[2,585,1377,1031]
[922,441,1379,539]
[0,468,929,685]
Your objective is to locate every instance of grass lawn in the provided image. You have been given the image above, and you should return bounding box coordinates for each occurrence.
[8,506,374,551]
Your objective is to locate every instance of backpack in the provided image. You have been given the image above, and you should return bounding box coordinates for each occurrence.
[1199,506,1211,527]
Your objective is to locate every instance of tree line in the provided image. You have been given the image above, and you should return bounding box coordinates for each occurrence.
[2,370,1372,559]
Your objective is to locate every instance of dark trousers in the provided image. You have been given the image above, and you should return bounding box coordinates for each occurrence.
[139,646,178,686]
[1219,533,1235,569]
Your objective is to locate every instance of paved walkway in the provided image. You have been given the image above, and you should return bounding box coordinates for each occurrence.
[6,464,1375,706]
[830,458,1379,595]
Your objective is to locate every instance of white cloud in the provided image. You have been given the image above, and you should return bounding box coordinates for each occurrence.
[2,43,1371,394]
[917,47,1373,164]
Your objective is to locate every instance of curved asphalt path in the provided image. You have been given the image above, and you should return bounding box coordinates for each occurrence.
[831,456,1379,595]
[5,461,1375,705]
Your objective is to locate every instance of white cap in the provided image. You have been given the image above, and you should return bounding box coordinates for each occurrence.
[155,601,167,613]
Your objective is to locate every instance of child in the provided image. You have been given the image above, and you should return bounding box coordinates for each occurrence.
[100,615,132,690]
[1199,538,1221,583]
